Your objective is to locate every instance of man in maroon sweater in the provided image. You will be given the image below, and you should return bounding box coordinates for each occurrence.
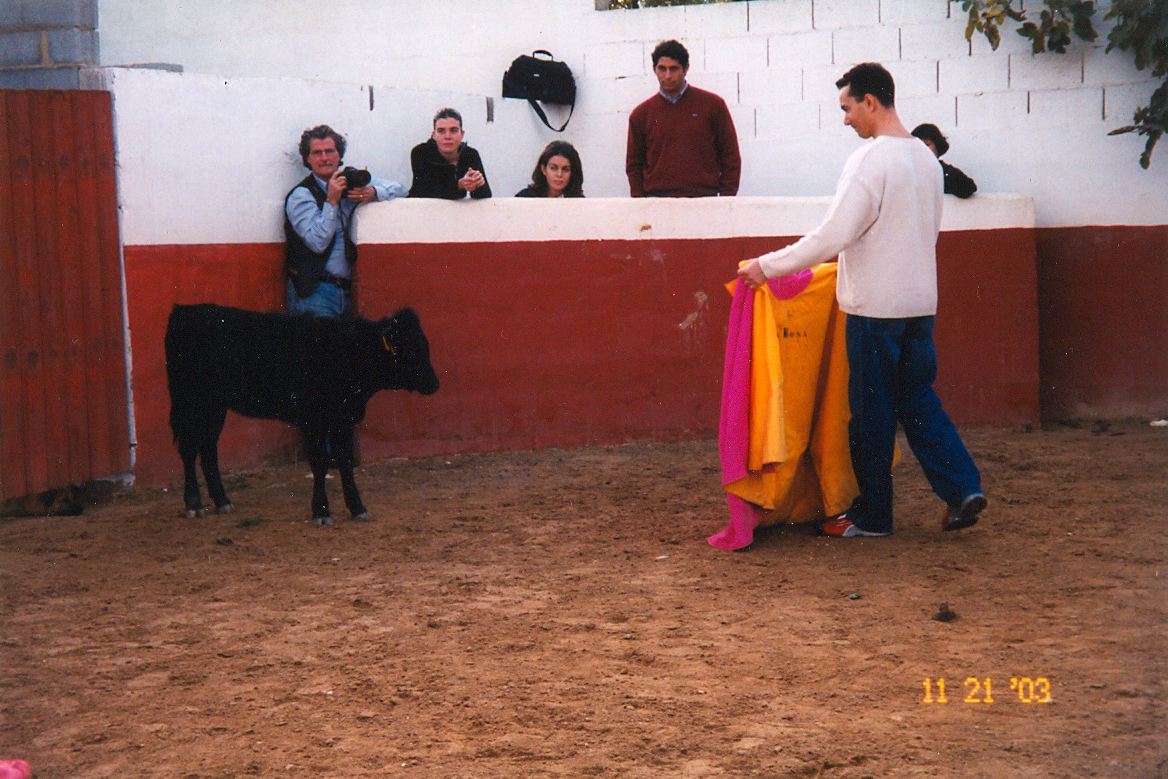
[626,40,741,198]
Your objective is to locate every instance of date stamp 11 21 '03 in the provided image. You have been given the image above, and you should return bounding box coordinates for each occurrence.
[922,677,1053,704]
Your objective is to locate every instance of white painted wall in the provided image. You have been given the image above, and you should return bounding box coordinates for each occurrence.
[97,0,1166,229]
[105,68,554,244]
[105,63,1032,245]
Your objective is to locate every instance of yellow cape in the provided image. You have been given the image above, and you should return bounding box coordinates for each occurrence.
[723,263,861,525]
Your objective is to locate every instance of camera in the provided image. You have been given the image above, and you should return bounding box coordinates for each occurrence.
[339,166,372,193]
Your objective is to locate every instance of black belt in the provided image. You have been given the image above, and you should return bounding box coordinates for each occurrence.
[319,272,352,291]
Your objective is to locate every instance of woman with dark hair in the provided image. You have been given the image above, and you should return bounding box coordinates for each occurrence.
[516,141,585,198]
[911,123,977,199]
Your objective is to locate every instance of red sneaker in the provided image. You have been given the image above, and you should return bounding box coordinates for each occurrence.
[819,515,891,538]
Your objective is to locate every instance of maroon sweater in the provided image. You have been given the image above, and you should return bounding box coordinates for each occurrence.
[626,85,741,197]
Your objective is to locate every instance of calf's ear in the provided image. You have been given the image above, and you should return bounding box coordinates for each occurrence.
[390,307,421,329]
[380,307,423,354]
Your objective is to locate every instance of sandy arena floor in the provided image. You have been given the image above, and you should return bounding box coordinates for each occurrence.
[2,419,1166,777]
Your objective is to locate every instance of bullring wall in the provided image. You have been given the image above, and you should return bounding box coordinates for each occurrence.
[0,2,1161,493]
[127,196,1039,487]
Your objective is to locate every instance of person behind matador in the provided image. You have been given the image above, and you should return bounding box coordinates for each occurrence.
[911,122,977,199]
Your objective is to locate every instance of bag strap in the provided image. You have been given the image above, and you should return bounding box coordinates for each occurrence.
[527,98,572,133]
[532,49,554,60]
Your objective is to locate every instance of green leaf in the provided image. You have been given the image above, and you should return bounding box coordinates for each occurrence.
[1139,133,1159,169]
[1073,17,1098,42]
[1049,26,1072,53]
[951,0,1167,168]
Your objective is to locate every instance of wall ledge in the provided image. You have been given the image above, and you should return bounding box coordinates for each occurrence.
[355,194,1036,245]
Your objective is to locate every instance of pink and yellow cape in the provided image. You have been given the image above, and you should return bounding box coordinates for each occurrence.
[709,263,859,550]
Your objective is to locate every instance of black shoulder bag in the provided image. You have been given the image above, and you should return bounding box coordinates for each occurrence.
[502,50,576,132]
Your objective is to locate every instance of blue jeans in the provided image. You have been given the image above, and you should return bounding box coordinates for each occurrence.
[287,279,350,317]
[845,315,981,534]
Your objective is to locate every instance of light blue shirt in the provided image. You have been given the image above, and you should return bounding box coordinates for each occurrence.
[658,82,689,105]
[285,173,407,278]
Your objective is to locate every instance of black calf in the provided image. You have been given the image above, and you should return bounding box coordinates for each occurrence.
[165,304,438,524]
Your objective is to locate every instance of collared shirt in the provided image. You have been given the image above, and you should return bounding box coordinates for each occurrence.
[658,81,689,105]
[285,174,407,278]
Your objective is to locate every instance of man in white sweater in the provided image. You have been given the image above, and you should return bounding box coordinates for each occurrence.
[738,62,986,538]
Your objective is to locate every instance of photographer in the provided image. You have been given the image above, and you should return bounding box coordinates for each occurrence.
[285,124,407,317]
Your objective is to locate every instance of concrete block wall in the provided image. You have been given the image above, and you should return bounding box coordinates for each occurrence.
[103,68,559,246]
[0,0,98,88]
[89,0,1166,227]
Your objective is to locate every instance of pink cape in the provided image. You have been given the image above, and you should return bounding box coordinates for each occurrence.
[708,271,813,550]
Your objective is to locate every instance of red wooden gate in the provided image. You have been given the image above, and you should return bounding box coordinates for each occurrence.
[0,89,131,501]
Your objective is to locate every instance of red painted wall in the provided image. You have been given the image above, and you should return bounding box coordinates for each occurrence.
[124,227,1040,487]
[1037,225,1168,419]
[936,228,1041,424]
[124,243,301,488]
[356,238,737,462]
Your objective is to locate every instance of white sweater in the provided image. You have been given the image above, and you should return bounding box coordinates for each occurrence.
[756,136,943,318]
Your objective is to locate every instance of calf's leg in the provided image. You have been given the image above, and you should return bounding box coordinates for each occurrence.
[200,408,234,513]
[303,426,333,526]
[331,427,370,521]
[177,434,204,519]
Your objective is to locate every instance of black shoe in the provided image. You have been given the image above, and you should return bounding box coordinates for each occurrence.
[942,493,987,532]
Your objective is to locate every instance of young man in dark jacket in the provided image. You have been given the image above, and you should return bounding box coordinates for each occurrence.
[408,108,492,200]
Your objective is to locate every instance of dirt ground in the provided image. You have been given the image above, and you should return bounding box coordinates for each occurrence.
[2,419,1167,778]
